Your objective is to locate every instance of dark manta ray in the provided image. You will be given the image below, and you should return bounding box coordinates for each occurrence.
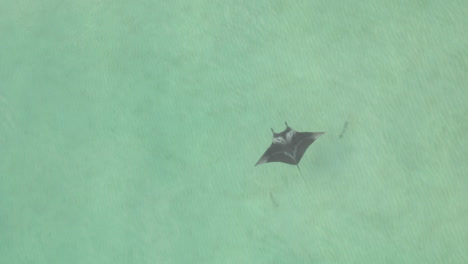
[255,122,324,171]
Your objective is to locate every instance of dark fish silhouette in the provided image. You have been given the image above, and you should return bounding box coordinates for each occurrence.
[255,122,324,167]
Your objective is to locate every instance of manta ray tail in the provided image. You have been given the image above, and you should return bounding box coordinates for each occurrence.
[297,165,312,194]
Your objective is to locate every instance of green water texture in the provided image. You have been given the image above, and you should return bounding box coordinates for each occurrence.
[1,0,467,263]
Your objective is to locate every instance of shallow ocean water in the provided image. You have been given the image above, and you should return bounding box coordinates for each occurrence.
[1,0,467,263]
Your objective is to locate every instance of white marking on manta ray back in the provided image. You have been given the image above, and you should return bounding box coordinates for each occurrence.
[272,136,286,144]
[286,130,295,142]
[272,130,296,144]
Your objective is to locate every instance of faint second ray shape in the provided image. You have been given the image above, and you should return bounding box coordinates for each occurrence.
[338,121,349,138]
[269,191,279,207]
[255,122,324,191]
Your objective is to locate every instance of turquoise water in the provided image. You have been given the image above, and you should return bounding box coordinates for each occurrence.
[1,0,467,263]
